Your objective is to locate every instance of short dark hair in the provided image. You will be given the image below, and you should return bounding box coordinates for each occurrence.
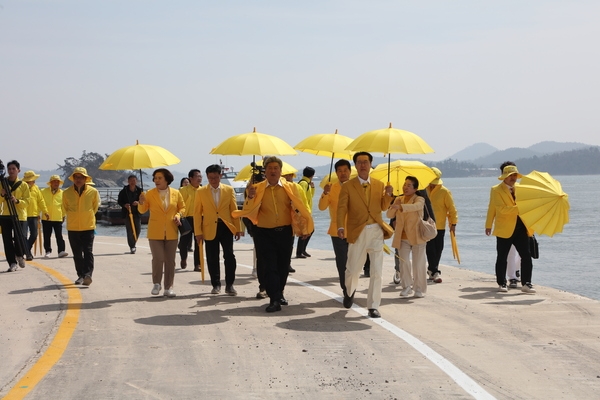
[206,164,222,174]
[263,156,282,169]
[127,175,137,180]
[188,169,201,178]
[7,160,20,169]
[302,166,315,178]
[499,161,516,172]
[334,159,351,171]
[153,168,174,185]
[352,152,373,164]
[405,176,419,189]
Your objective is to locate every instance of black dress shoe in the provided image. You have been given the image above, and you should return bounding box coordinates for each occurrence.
[343,291,355,309]
[288,265,296,273]
[303,252,311,257]
[266,301,282,313]
[368,309,381,318]
[280,297,288,306]
[296,254,306,259]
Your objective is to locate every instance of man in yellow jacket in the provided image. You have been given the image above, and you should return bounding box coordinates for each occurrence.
[40,175,68,259]
[23,170,50,260]
[337,152,394,318]
[194,164,242,295]
[179,169,203,271]
[62,167,100,286]
[233,156,313,313]
[0,160,30,272]
[425,167,458,283]
[485,162,535,294]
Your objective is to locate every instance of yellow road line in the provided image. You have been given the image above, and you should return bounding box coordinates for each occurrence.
[3,262,81,400]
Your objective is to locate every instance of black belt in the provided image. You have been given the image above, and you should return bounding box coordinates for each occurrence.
[256,225,290,232]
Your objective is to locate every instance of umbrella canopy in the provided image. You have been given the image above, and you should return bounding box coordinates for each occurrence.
[516,171,570,237]
[210,127,297,157]
[370,160,436,194]
[294,129,355,182]
[234,160,298,181]
[99,140,181,188]
[345,123,434,183]
[319,166,358,189]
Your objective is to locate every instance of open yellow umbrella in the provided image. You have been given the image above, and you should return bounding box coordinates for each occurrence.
[319,166,358,189]
[294,129,354,181]
[211,128,296,182]
[516,171,570,237]
[370,160,436,195]
[100,140,180,241]
[345,123,434,183]
[234,160,297,181]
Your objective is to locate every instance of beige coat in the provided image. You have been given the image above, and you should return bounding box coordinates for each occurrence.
[387,194,426,248]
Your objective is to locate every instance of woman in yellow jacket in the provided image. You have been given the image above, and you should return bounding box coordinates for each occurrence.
[138,168,185,298]
[387,176,428,299]
[23,171,49,260]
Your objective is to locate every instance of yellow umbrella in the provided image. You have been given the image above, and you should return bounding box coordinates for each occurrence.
[516,171,570,237]
[294,129,354,181]
[370,160,436,195]
[345,123,434,183]
[211,128,297,182]
[319,166,358,189]
[100,140,180,240]
[234,160,297,181]
[450,231,460,264]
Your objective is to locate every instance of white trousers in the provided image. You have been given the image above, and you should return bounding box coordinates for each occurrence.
[345,225,384,309]
[398,239,427,293]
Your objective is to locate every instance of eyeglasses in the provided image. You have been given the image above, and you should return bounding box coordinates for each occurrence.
[355,160,370,166]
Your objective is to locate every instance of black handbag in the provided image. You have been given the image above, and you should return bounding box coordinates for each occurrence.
[529,235,539,259]
[178,217,192,236]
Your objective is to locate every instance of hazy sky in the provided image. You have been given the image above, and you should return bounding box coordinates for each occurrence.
[1,1,599,175]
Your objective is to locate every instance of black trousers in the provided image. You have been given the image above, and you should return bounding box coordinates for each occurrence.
[295,231,313,256]
[253,225,294,303]
[178,217,200,267]
[331,236,348,295]
[495,217,533,286]
[68,230,95,278]
[124,212,141,249]
[0,217,26,265]
[205,219,237,288]
[42,220,66,254]
[26,216,39,251]
[426,229,445,274]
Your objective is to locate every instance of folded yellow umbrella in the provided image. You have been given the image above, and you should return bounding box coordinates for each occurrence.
[450,231,460,264]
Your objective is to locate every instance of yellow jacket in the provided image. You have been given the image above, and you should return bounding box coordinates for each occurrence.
[232,179,314,237]
[41,188,64,222]
[318,181,343,236]
[0,178,30,221]
[179,184,201,217]
[138,187,185,240]
[386,194,426,247]
[298,177,315,213]
[62,185,100,231]
[193,184,240,240]
[26,184,48,218]
[426,185,458,230]
[485,183,533,238]
[337,177,394,244]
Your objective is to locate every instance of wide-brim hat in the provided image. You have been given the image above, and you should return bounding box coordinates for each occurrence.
[23,170,41,182]
[430,167,443,185]
[498,165,522,180]
[47,175,65,186]
[68,167,93,183]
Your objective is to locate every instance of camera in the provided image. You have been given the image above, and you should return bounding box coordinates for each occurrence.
[0,159,5,178]
[250,162,265,183]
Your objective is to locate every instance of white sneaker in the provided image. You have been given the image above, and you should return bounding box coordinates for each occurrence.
[521,283,536,294]
[16,256,26,268]
[58,251,69,258]
[400,287,413,297]
[8,263,18,272]
[44,252,51,258]
[151,284,161,295]
[251,267,258,278]
[393,270,401,284]
[414,290,425,298]
[432,272,442,283]
[164,288,176,298]
[498,284,508,292]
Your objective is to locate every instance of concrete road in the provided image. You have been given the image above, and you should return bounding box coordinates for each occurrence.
[1,236,600,399]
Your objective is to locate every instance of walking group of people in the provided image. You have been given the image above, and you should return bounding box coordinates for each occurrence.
[1,154,537,317]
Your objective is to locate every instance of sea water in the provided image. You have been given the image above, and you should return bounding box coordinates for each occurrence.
[97,175,600,301]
